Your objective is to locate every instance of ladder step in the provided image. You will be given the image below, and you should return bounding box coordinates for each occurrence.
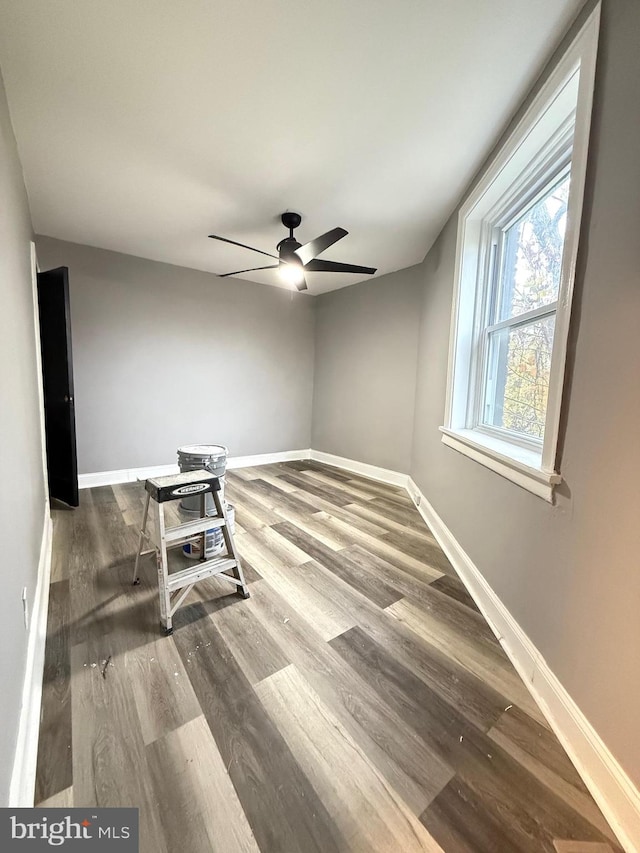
[167,556,238,592]
[164,515,226,542]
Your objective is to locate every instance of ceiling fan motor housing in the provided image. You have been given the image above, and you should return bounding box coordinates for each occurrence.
[278,212,303,265]
[277,236,302,263]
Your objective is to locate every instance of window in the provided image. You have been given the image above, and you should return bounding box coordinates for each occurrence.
[441,5,600,501]
[479,167,570,445]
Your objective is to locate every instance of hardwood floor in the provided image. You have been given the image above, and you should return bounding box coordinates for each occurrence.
[36,460,623,852]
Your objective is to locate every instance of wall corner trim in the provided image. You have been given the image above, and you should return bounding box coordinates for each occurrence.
[77,449,313,489]
[77,449,405,489]
[9,502,53,807]
[226,449,311,470]
[407,475,640,853]
[72,447,639,850]
[309,450,410,488]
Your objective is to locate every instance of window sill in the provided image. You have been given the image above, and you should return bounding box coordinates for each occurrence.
[439,427,561,502]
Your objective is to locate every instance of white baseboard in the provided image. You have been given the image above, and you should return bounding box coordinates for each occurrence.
[310,449,409,488]
[226,449,311,470]
[78,450,313,489]
[407,476,639,853]
[78,463,179,489]
[9,503,53,807]
[72,445,640,849]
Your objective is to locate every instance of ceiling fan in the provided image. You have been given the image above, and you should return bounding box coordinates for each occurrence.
[209,212,377,291]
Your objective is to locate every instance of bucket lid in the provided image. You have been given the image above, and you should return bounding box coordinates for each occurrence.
[178,444,227,457]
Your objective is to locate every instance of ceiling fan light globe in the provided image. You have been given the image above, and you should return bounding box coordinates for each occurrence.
[279,263,305,288]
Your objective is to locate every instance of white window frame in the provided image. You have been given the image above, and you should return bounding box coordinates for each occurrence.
[472,154,572,452]
[441,4,600,502]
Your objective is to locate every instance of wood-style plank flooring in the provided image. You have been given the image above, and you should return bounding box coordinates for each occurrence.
[36,460,623,852]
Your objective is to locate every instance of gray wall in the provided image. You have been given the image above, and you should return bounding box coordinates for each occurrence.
[35,238,316,474]
[314,0,640,788]
[312,266,423,473]
[10,0,637,802]
[0,68,46,803]
[411,0,640,786]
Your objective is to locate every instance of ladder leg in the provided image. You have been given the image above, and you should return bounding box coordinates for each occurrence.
[155,550,167,624]
[155,500,173,635]
[213,490,250,599]
[132,491,151,585]
[199,490,207,562]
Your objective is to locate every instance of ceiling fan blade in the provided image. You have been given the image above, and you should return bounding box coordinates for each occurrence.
[294,227,348,266]
[304,259,377,275]
[295,274,308,292]
[219,265,279,278]
[208,234,280,261]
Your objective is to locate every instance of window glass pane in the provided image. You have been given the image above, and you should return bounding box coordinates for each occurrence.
[483,315,555,439]
[496,173,570,322]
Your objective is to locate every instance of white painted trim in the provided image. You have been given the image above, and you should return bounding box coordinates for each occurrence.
[78,450,312,489]
[309,450,409,488]
[78,463,179,489]
[443,5,601,494]
[78,449,409,490]
[44,444,640,846]
[9,506,53,807]
[406,476,639,853]
[226,449,311,470]
[440,427,560,502]
[30,242,49,500]
[541,3,601,473]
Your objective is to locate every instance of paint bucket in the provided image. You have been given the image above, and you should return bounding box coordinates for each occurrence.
[177,443,228,514]
[183,504,236,560]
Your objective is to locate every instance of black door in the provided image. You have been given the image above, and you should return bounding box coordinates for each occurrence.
[37,267,79,507]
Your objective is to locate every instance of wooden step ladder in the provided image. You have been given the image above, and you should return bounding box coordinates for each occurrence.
[132,469,249,635]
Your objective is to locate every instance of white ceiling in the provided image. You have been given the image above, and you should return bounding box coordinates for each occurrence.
[0,0,583,294]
